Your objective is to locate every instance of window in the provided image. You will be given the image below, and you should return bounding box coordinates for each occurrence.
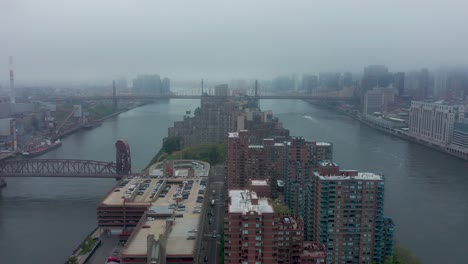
[256,236,261,240]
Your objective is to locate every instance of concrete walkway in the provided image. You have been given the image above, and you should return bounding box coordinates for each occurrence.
[87,235,121,264]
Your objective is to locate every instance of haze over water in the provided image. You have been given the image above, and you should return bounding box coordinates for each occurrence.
[1,100,467,263]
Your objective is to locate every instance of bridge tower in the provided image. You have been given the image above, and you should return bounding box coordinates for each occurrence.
[201,79,204,96]
[115,140,131,175]
[255,80,258,97]
[112,80,117,110]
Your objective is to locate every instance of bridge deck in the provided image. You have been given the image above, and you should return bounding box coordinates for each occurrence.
[0,159,126,178]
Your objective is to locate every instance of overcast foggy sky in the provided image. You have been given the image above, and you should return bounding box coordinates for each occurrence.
[1,0,468,84]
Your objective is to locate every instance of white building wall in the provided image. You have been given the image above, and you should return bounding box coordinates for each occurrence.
[409,101,465,146]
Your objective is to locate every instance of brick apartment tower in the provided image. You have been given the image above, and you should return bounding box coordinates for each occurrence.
[227,130,249,189]
[223,190,326,264]
[306,162,394,264]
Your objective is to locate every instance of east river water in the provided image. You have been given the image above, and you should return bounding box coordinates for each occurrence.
[0,99,467,264]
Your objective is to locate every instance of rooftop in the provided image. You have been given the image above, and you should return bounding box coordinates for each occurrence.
[101,160,209,206]
[301,241,327,259]
[316,171,383,181]
[250,179,269,186]
[228,190,274,214]
[121,178,206,256]
[316,142,332,146]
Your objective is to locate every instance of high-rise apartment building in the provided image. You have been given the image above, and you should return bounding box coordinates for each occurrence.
[227,130,292,191]
[285,138,334,220]
[227,130,250,189]
[224,189,327,264]
[305,162,394,264]
[409,101,465,146]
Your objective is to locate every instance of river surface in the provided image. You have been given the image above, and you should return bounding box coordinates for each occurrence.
[1,99,467,264]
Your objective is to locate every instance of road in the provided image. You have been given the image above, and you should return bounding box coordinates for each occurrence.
[202,164,225,264]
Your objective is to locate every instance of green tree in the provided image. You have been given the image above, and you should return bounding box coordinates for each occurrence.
[66,256,78,264]
[162,136,181,154]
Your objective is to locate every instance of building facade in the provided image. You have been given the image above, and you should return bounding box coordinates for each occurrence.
[285,137,334,221]
[305,162,393,264]
[409,101,465,146]
[224,190,326,264]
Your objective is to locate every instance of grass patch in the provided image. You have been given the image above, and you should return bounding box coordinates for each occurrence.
[79,236,96,255]
[273,202,290,215]
[147,140,225,168]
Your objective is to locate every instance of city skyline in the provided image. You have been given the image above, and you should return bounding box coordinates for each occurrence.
[1,1,468,83]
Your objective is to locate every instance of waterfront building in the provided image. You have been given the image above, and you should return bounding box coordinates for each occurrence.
[362,87,396,115]
[449,122,468,158]
[305,161,394,264]
[362,113,407,131]
[223,189,327,264]
[409,101,465,146]
[0,118,17,151]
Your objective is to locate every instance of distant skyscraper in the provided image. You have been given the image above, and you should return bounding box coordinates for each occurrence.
[404,69,432,100]
[302,74,319,93]
[393,72,405,96]
[434,67,468,100]
[361,65,392,93]
[272,76,294,91]
[161,77,171,94]
[133,74,164,94]
[343,72,353,87]
[319,72,342,91]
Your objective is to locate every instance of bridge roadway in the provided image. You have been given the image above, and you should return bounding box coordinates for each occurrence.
[0,159,131,179]
[44,94,351,101]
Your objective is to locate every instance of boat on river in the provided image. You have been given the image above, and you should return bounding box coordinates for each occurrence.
[22,139,62,158]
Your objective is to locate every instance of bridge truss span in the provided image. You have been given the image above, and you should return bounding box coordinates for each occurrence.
[0,159,119,178]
